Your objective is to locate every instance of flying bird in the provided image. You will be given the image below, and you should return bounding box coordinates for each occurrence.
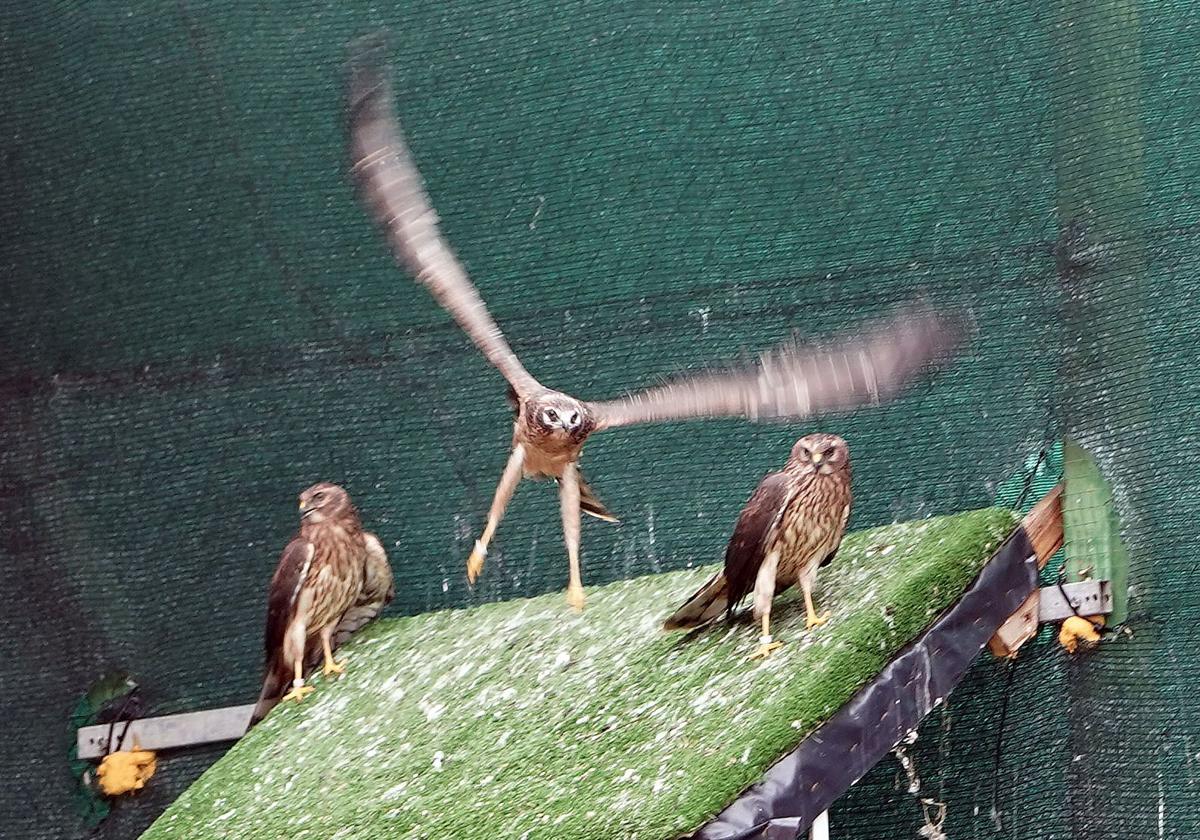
[251,483,393,726]
[345,35,965,610]
[663,433,852,659]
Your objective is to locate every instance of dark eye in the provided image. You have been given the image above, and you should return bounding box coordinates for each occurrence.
[314,492,325,503]
[545,409,558,422]
[569,412,579,425]
[823,449,834,460]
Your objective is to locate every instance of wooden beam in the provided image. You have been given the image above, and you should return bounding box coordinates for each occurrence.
[1022,482,1065,569]
[987,483,1064,658]
[77,704,255,759]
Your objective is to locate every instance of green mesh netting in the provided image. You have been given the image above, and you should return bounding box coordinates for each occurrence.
[0,0,1195,838]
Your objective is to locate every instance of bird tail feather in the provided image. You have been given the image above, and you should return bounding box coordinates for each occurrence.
[575,472,619,523]
[249,657,289,728]
[662,571,729,630]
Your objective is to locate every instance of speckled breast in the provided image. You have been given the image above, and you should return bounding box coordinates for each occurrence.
[305,529,367,634]
[773,476,852,585]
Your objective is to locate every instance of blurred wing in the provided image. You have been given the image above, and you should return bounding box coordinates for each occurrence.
[264,538,315,661]
[589,304,968,430]
[328,533,395,651]
[723,472,796,610]
[345,34,541,397]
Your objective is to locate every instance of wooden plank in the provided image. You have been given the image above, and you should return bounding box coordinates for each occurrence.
[1022,482,1065,569]
[987,589,1040,658]
[77,704,255,759]
[987,483,1064,658]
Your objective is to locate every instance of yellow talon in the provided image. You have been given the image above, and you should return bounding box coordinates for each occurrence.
[282,684,315,704]
[466,541,487,584]
[806,610,831,631]
[565,583,586,612]
[323,659,346,677]
[748,640,784,661]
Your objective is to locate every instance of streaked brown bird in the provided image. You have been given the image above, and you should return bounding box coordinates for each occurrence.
[663,433,852,659]
[345,35,964,611]
[250,483,393,726]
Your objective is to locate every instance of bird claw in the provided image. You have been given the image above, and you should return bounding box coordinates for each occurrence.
[282,684,315,704]
[748,641,784,661]
[806,611,831,631]
[466,541,487,584]
[566,584,586,612]
[323,659,346,677]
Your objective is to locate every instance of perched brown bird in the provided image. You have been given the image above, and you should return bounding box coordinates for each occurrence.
[306,528,395,668]
[250,483,393,726]
[663,433,852,659]
[346,35,964,610]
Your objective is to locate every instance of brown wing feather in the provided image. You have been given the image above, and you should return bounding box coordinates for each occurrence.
[263,537,313,661]
[589,304,968,430]
[252,537,314,726]
[328,532,394,652]
[723,471,796,612]
[345,34,541,397]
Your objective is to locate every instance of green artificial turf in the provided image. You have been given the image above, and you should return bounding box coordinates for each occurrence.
[144,506,1017,840]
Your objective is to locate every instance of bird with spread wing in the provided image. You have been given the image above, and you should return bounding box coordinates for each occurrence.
[251,483,394,726]
[345,35,967,611]
[663,433,851,659]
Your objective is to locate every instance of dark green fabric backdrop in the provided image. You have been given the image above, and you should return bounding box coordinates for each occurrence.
[0,1,1194,837]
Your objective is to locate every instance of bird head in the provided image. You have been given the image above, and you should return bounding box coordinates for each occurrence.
[528,393,591,443]
[790,433,850,477]
[297,482,351,525]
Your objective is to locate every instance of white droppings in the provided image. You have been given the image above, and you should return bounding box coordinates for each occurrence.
[418,698,445,722]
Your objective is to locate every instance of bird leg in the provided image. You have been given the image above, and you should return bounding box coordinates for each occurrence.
[559,461,586,611]
[281,658,315,703]
[748,549,783,660]
[748,611,784,660]
[467,444,526,583]
[320,626,346,677]
[800,573,831,631]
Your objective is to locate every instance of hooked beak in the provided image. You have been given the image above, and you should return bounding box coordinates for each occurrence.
[811,451,824,465]
[299,500,315,520]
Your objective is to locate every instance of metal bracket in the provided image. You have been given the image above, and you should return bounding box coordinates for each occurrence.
[1037,580,1112,622]
[77,704,254,759]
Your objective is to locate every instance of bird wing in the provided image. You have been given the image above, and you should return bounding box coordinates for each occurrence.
[252,537,316,725]
[723,471,797,610]
[588,304,967,430]
[328,532,395,651]
[263,538,315,661]
[346,35,542,398]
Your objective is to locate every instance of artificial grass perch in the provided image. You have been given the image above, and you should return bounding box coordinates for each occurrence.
[145,506,1016,840]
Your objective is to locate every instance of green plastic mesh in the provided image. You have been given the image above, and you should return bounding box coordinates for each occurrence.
[0,0,1195,837]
